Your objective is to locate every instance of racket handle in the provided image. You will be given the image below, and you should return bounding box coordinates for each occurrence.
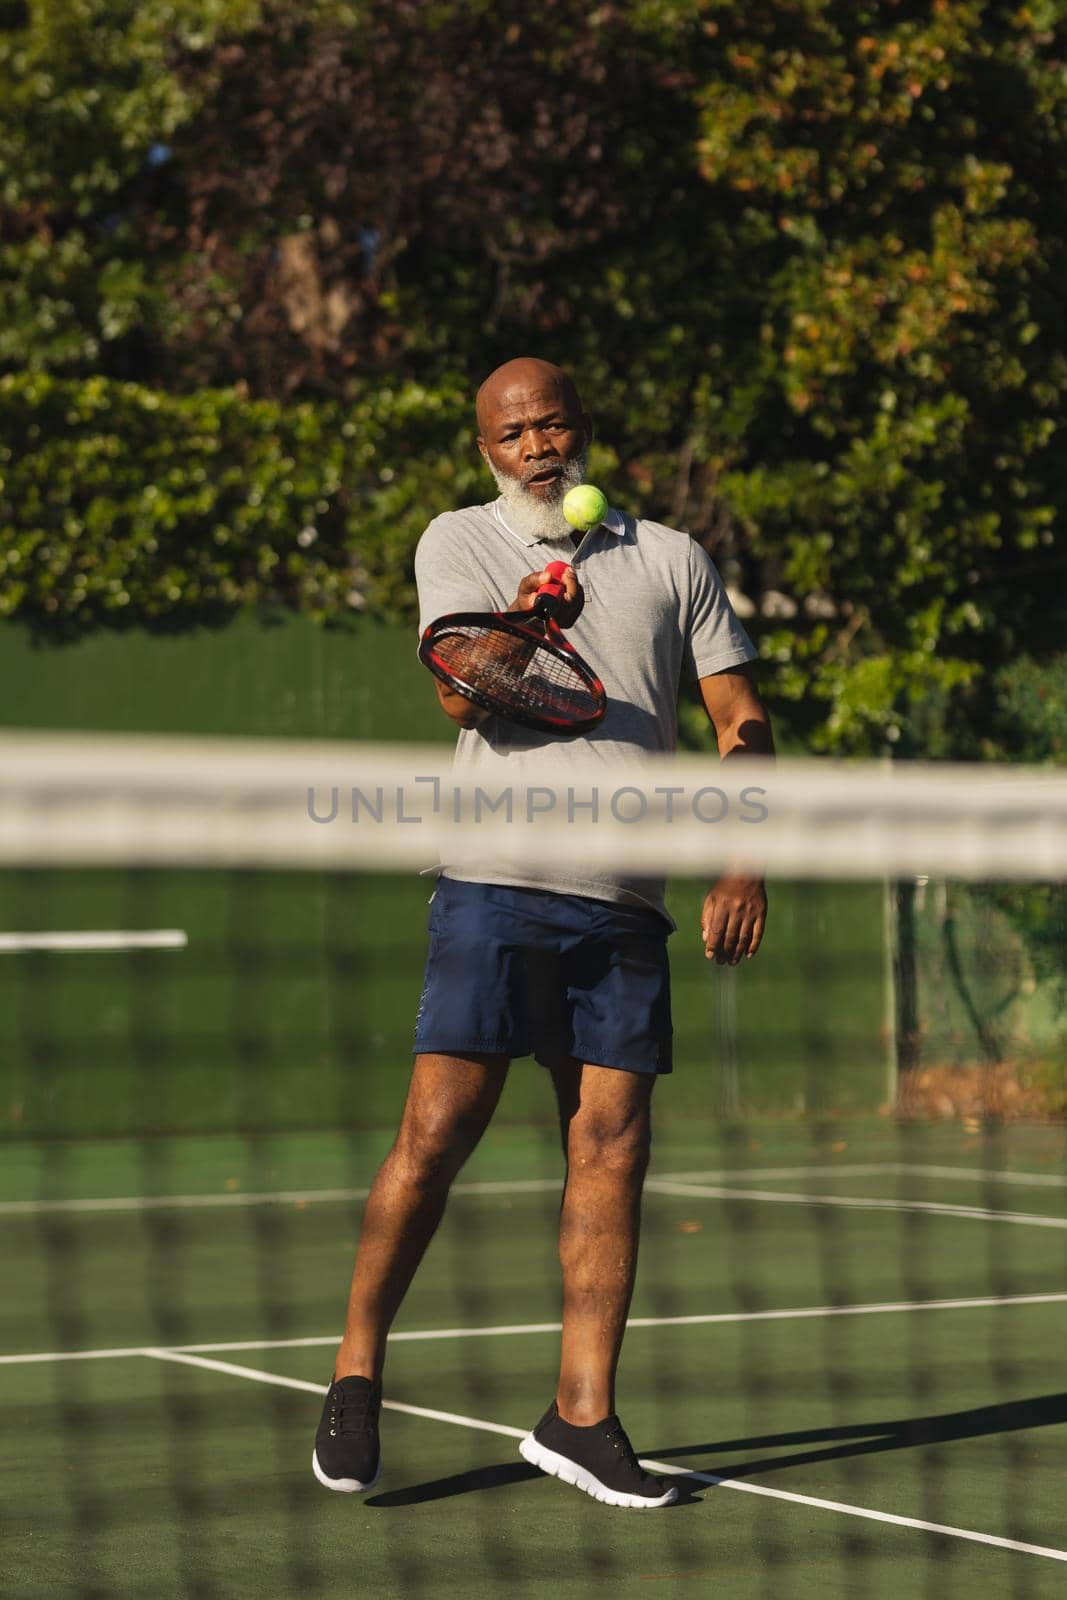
[534,560,570,617]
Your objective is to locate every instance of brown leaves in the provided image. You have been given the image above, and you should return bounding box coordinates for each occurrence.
[149,0,682,394]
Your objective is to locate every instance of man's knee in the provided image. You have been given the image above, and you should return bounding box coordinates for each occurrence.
[393,1102,486,1189]
[391,1053,505,1189]
[567,1104,651,1178]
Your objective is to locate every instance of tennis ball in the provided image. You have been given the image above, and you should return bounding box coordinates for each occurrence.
[562,484,608,532]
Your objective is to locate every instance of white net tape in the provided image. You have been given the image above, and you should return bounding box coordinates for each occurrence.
[1,730,1065,880]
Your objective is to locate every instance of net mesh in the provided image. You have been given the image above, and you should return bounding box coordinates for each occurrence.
[2,732,1066,1599]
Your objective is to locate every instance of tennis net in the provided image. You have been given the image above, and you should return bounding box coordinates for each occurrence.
[2,731,1066,1598]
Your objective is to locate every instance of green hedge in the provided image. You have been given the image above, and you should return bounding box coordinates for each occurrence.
[0,372,484,633]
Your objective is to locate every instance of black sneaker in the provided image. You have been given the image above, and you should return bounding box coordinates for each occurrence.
[312,1375,382,1493]
[519,1401,677,1509]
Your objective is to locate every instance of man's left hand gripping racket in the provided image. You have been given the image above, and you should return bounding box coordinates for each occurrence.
[418,561,607,736]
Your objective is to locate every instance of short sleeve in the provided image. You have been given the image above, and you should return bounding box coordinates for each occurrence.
[415,516,497,636]
[682,540,757,682]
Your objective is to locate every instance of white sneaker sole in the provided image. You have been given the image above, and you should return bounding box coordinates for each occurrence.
[519,1433,678,1509]
[312,1448,382,1494]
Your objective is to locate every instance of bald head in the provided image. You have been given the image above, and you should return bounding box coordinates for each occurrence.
[474,358,592,522]
[475,357,584,436]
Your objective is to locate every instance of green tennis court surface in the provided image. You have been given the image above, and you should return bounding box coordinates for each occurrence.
[4,1118,1066,1599]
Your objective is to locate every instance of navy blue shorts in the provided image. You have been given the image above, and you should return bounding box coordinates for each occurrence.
[413,876,673,1076]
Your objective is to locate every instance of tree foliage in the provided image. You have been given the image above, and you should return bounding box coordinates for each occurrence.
[0,370,480,631]
[975,654,1067,1006]
[150,0,690,396]
[1,0,1066,753]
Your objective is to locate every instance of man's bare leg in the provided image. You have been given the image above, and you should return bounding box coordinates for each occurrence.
[549,1060,654,1425]
[333,1051,509,1382]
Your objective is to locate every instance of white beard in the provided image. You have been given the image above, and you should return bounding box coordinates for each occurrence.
[487,452,589,542]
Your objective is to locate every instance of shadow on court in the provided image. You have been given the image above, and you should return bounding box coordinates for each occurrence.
[653,1391,1067,1482]
[368,1461,543,1507]
[366,1393,1067,1507]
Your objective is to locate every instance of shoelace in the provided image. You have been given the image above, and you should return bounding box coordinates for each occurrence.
[602,1418,663,1487]
[603,1420,639,1464]
[329,1385,380,1438]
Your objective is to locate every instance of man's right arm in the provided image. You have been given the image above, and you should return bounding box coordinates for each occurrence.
[433,678,492,730]
[415,518,496,730]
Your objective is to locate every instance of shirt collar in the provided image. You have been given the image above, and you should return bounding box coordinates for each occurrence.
[491,498,627,548]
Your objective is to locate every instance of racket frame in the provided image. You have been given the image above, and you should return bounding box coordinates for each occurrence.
[418,606,607,735]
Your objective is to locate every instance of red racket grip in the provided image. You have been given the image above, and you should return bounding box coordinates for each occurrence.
[535,560,570,605]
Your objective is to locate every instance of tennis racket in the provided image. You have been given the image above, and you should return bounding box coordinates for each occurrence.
[418,561,607,735]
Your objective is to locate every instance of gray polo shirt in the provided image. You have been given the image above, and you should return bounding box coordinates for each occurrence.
[415,497,756,922]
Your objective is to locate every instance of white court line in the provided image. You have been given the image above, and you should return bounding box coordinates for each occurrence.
[141,1348,1067,1565]
[0,1175,565,1218]
[5,1290,1067,1367]
[647,1179,1067,1230]
[0,930,187,953]
[144,1349,525,1440]
[0,1188,376,1217]
[667,1164,1067,1190]
[6,1160,1066,1218]
[895,1164,1067,1190]
[646,1460,1067,1564]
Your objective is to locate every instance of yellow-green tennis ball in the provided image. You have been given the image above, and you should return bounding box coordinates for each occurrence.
[562,484,608,532]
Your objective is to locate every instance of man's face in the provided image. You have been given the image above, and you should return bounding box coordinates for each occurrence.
[477,376,590,503]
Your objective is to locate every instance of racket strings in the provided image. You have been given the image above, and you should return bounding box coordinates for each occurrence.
[432,624,601,720]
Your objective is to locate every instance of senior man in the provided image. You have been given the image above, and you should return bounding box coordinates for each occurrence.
[313,357,775,1508]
